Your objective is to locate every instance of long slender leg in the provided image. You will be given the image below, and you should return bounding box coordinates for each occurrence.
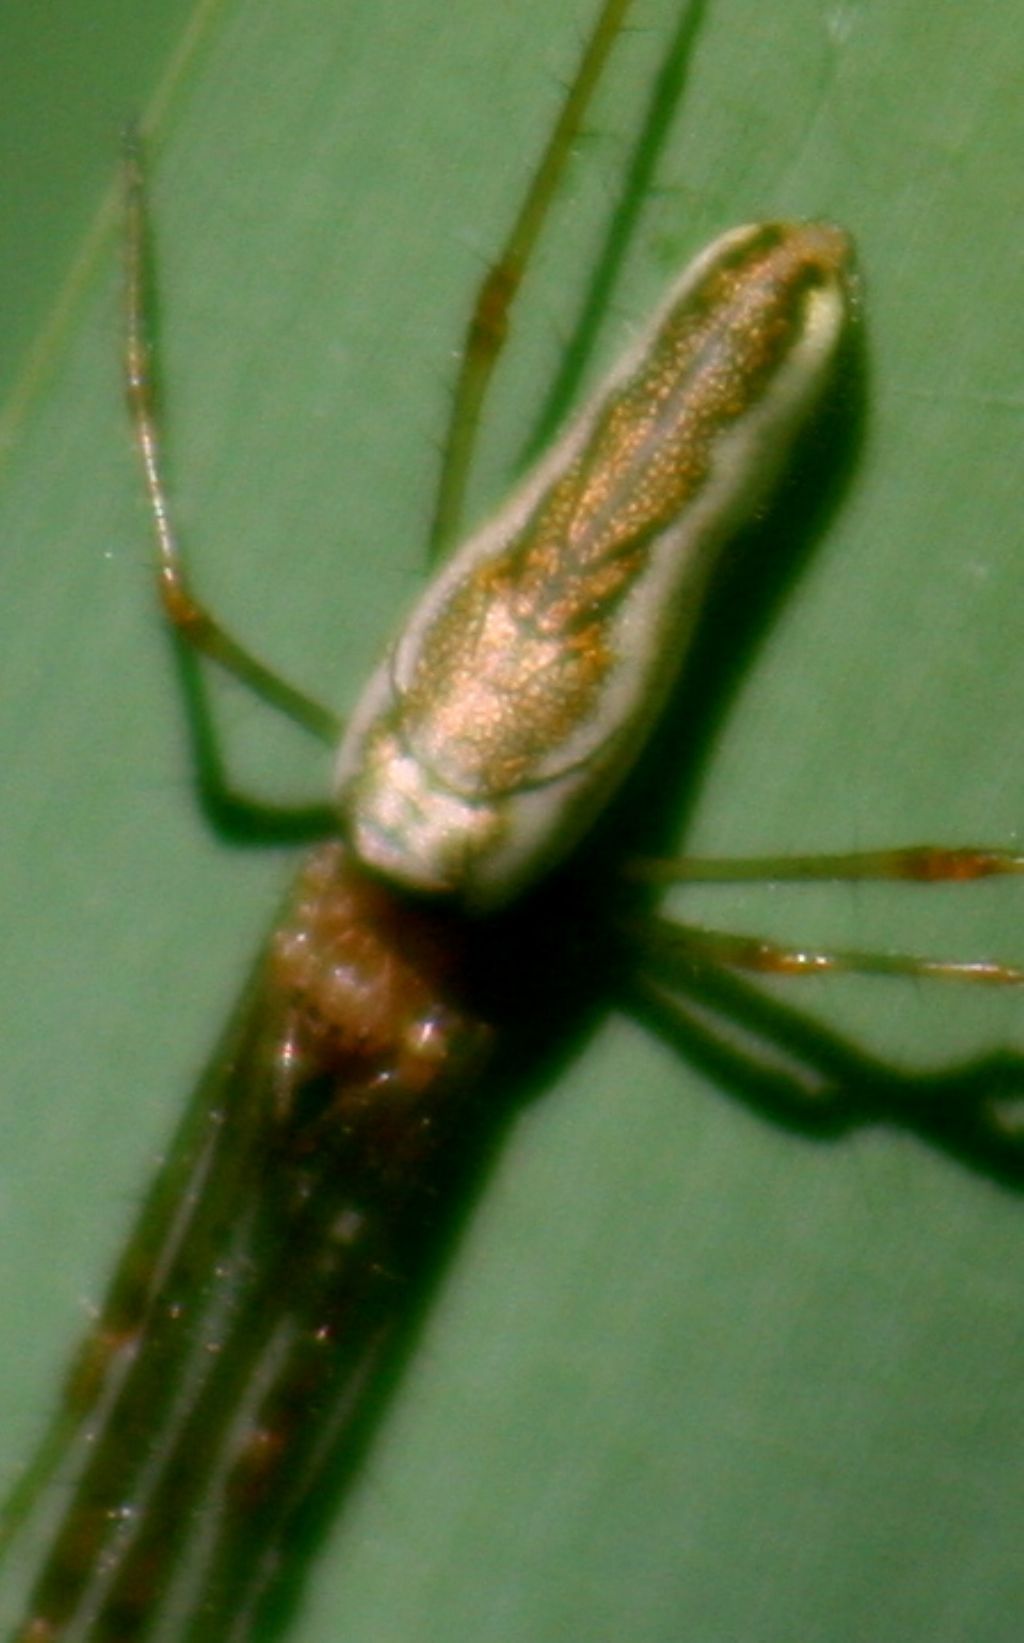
[0,963,268,1567]
[123,128,340,747]
[623,912,1024,986]
[622,845,1024,983]
[428,0,635,559]
[626,844,1024,886]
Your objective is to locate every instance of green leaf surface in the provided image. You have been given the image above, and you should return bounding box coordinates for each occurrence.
[1,1,1023,1640]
